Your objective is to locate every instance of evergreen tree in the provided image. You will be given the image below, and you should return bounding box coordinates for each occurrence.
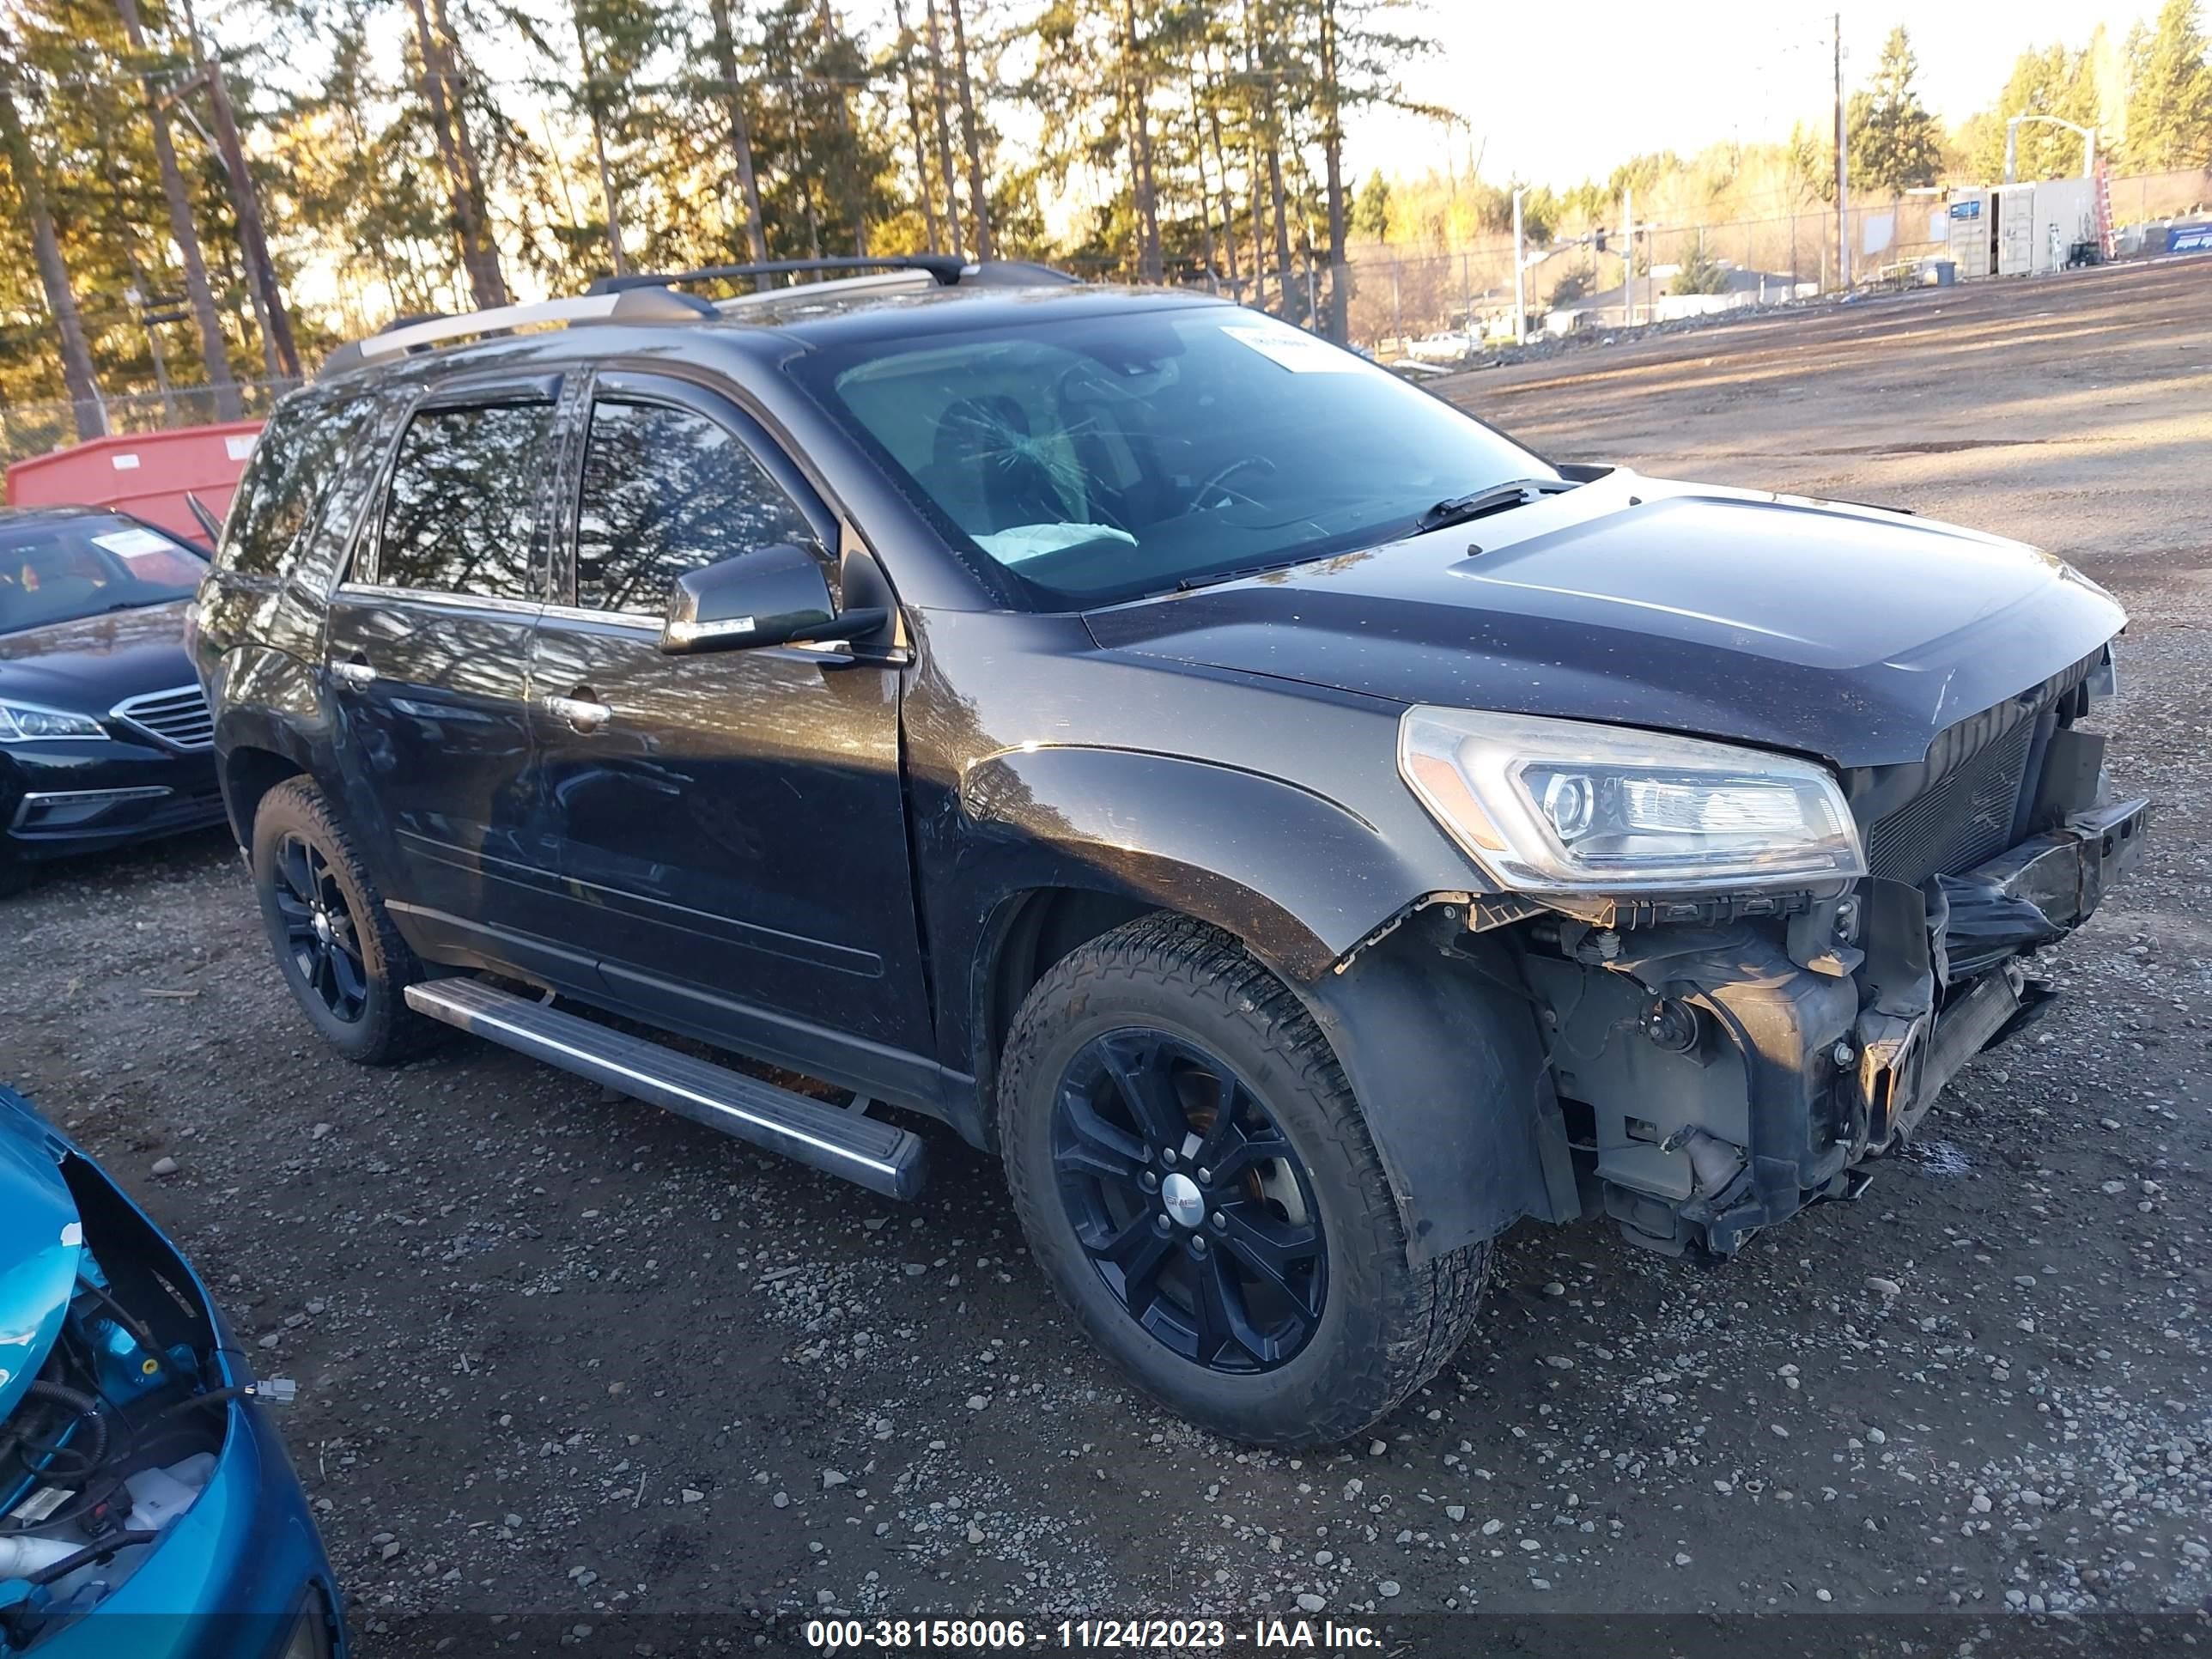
[1846,26,1942,196]
[1351,168,1390,239]
[2126,0,2212,170]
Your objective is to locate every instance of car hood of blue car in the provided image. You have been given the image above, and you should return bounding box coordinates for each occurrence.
[0,1094,84,1425]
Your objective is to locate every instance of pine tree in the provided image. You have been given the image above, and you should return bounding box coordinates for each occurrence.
[0,37,102,435]
[1845,26,1942,196]
[2126,0,2212,170]
[1352,168,1390,239]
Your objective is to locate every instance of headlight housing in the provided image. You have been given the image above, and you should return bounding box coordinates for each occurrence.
[1398,706,1864,894]
[0,700,106,742]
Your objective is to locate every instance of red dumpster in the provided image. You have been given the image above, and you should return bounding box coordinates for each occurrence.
[4,419,263,548]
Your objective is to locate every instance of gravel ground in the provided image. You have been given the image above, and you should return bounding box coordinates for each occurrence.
[1,258,2208,1655]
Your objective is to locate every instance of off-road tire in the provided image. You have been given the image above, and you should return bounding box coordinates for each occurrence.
[251,776,445,1065]
[998,913,1490,1447]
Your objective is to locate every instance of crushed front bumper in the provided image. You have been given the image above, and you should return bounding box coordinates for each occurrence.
[1542,797,2150,1259]
[1849,796,2149,1152]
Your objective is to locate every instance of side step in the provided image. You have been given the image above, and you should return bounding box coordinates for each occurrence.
[404,978,927,1199]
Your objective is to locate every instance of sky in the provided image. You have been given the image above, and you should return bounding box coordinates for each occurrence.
[1344,0,2155,190]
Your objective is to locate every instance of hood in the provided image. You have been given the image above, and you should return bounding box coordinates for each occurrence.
[0,600,196,714]
[1082,473,2126,769]
[0,1093,82,1424]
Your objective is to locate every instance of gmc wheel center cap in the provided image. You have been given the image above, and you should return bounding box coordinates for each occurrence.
[1160,1171,1205,1229]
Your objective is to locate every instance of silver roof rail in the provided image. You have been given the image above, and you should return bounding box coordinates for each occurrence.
[714,270,943,310]
[320,286,714,378]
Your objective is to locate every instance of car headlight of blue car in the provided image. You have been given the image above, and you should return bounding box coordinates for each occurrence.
[0,1086,343,1657]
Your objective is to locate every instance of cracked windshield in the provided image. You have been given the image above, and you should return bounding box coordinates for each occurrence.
[800,307,1550,605]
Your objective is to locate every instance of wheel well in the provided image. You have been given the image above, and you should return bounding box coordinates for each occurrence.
[977,888,1158,1104]
[221,747,305,848]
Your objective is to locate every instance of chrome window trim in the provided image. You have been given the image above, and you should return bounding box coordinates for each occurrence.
[538,602,659,632]
[331,581,544,617]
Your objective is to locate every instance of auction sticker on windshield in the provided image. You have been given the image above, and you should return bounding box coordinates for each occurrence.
[1218,317,1365,374]
[92,526,183,559]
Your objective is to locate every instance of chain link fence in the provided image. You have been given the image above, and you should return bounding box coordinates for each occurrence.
[1,378,301,469]
[1341,166,2211,357]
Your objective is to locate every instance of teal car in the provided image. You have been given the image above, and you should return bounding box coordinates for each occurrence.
[0,1085,342,1656]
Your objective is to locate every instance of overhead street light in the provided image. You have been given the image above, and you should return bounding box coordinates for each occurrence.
[2003,114,2096,184]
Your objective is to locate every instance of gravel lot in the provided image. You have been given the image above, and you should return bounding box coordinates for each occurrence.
[2,258,2208,1654]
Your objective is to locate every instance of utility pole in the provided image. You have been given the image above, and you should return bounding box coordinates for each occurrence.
[1620,184,1632,325]
[1833,11,1850,293]
[1510,187,1526,345]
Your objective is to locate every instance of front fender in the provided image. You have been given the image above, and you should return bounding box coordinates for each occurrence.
[957,744,1447,981]
[944,747,1572,1257]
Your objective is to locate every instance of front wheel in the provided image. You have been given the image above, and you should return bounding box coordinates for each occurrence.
[998,914,1489,1448]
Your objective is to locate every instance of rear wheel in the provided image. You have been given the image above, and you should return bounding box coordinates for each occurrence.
[251,777,442,1064]
[998,914,1489,1448]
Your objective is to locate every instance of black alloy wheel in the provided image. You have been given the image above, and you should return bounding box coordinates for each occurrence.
[1052,1029,1327,1373]
[250,775,443,1065]
[1003,915,1495,1446]
[270,830,369,1024]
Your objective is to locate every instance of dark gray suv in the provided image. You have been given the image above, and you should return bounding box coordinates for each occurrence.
[191,258,2146,1445]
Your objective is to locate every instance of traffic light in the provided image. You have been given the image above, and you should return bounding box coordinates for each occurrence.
[1592,227,1608,253]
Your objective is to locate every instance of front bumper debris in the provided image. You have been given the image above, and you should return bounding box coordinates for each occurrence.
[1531,797,2151,1261]
[1848,796,2148,1152]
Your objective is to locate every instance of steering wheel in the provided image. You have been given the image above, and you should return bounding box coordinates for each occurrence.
[1187,454,1278,514]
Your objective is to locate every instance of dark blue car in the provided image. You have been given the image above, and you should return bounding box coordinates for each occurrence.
[0,507,228,898]
[0,1085,342,1656]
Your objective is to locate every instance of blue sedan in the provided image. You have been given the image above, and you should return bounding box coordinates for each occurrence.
[0,1085,342,1656]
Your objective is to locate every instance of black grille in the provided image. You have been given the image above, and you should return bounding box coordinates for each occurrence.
[1864,717,2035,884]
[110,684,214,752]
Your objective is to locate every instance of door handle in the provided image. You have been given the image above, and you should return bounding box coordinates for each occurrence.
[330,660,376,689]
[544,694,613,734]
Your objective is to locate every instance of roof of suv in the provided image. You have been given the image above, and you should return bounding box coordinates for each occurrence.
[317,266,1231,384]
[729,280,1229,345]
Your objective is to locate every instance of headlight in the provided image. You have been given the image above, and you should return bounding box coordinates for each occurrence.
[1398,706,1864,894]
[0,700,107,742]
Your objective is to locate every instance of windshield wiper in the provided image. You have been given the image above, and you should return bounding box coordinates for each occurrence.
[1413,476,1577,535]
[1175,559,1304,592]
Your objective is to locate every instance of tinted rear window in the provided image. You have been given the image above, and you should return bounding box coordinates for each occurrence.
[219,392,385,578]
[375,402,556,599]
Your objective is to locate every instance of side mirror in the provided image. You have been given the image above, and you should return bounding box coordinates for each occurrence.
[660,544,884,655]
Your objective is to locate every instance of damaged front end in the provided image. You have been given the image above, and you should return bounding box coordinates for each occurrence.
[1410,641,2146,1261]
[0,1089,340,1656]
